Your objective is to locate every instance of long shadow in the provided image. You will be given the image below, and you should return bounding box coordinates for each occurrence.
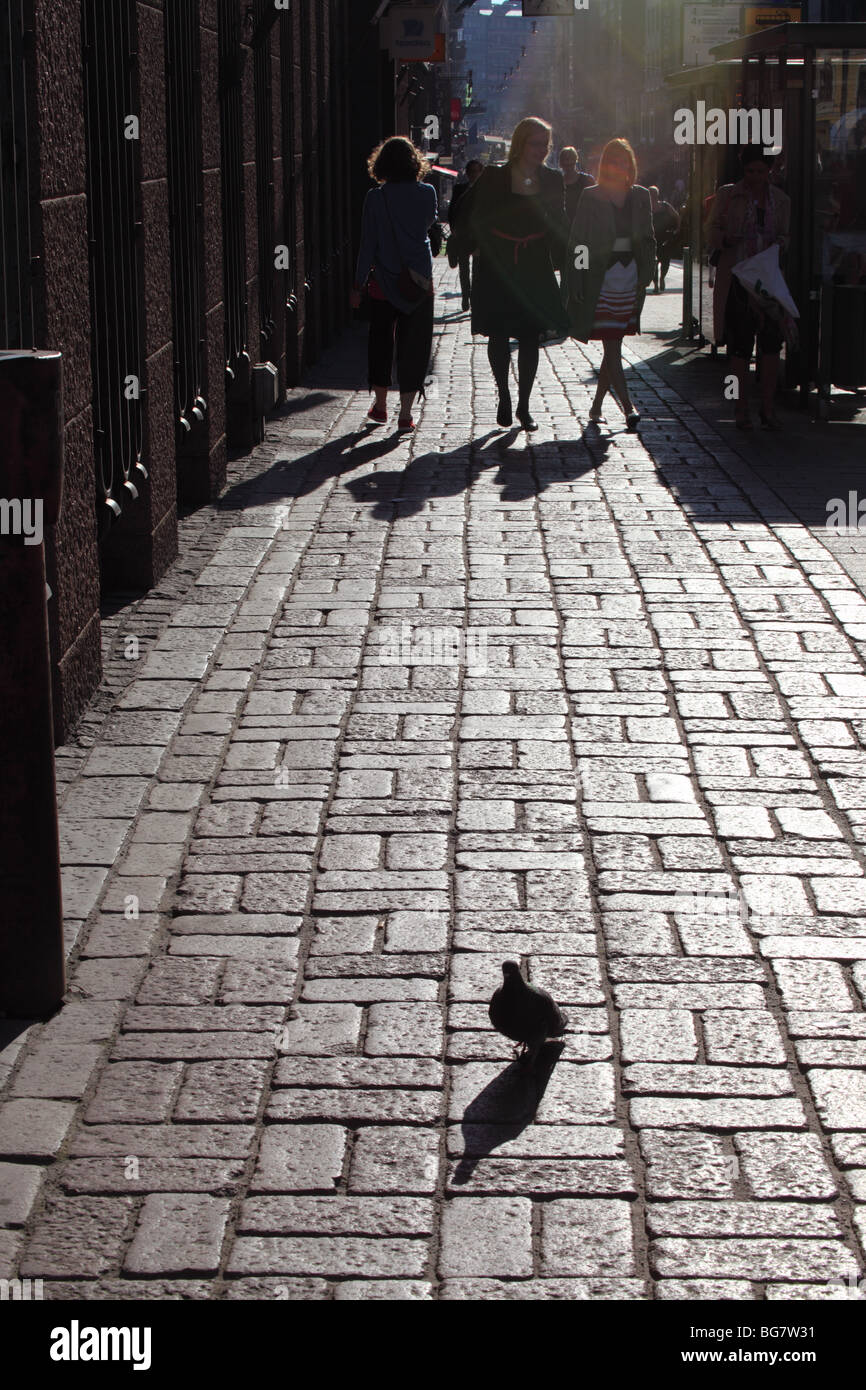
[452,1041,565,1187]
[635,333,866,530]
[217,425,407,511]
[345,429,610,520]
[267,390,341,419]
[216,421,612,519]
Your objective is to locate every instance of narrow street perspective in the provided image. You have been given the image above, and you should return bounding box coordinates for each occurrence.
[3,263,866,1305]
[2,0,866,1344]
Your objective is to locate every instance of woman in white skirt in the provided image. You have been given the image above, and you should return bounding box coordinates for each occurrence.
[564,138,655,428]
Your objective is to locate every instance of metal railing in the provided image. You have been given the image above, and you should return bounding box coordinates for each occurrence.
[218,0,248,387]
[1,0,36,349]
[82,0,145,535]
[164,0,207,438]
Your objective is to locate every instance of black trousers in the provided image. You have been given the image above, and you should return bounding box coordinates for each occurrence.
[458,254,472,302]
[368,296,434,393]
[654,246,673,285]
[724,276,783,360]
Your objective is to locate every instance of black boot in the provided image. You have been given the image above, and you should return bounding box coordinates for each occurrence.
[516,398,538,431]
[488,335,513,428]
[516,338,539,431]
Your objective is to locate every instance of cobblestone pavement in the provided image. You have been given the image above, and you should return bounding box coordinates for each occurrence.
[3,264,866,1302]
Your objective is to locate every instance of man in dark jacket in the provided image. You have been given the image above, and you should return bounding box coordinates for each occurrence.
[447,159,483,311]
[649,185,680,291]
[560,146,595,228]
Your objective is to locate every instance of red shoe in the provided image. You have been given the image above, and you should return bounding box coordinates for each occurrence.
[366,406,387,425]
[397,416,415,432]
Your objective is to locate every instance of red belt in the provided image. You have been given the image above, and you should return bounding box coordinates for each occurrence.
[491,229,545,264]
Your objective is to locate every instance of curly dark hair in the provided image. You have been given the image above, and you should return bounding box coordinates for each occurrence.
[367,136,431,183]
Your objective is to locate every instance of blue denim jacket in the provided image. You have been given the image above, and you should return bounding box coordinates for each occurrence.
[355,181,438,313]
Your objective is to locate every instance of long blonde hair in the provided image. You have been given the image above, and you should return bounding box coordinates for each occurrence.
[508,117,552,166]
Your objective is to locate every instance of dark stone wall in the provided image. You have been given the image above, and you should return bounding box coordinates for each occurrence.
[18,0,366,740]
[347,2,396,285]
[30,0,102,740]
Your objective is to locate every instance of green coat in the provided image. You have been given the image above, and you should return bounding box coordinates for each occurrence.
[563,184,656,341]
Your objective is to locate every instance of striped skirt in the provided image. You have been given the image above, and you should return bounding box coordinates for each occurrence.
[590,259,638,340]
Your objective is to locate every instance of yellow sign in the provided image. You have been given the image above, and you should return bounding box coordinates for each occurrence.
[744,6,802,33]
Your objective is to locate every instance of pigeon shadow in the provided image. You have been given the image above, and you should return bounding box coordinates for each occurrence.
[451,1041,565,1186]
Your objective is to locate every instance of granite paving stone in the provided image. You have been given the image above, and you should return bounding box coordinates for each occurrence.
[7,262,866,1302]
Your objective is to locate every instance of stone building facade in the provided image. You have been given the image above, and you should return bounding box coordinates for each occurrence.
[2,0,393,740]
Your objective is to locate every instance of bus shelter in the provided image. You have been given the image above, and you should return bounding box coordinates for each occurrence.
[666,23,866,415]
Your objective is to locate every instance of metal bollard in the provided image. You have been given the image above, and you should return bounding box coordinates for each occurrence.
[0,350,66,1018]
[681,245,693,340]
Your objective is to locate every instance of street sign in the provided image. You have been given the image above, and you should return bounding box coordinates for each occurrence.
[744,6,802,33]
[682,4,742,67]
[385,4,446,62]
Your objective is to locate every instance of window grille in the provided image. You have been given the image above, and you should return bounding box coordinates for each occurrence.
[82,0,146,537]
[280,6,299,375]
[300,0,317,361]
[1,0,36,349]
[164,0,207,437]
[253,0,275,355]
[316,3,332,344]
[218,0,248,386]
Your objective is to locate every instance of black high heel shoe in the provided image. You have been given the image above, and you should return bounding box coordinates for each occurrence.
[496,390,513,428]
[516,403,538,431]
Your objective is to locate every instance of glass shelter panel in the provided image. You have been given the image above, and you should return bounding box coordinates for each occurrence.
[813,49,866,286]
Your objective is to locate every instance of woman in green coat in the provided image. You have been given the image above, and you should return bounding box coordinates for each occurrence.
[564,138,655,428]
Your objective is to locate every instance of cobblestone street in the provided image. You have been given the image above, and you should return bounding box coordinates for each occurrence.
[3,264,866,1302]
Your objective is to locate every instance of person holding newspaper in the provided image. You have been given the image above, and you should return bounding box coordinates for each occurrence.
[708,147,791,431]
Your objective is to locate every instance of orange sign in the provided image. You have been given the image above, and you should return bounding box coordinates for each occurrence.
[405,33,446,63]
[744,6,802,33]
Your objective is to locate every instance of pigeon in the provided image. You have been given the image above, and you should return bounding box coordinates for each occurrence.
[488,961,568,1067]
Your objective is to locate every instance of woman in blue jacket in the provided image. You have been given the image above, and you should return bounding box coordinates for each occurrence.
[350,137,437,433]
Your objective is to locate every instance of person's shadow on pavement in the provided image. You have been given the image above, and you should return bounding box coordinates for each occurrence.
[218,420,614,518]
[344,428,611,519]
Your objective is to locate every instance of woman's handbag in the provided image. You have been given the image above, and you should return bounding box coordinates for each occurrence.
[382,187,432,306]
